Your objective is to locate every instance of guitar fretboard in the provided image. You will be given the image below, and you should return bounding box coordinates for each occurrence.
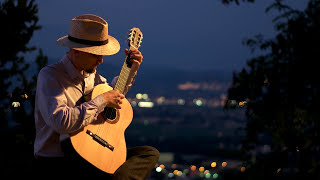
[113,55,132,94]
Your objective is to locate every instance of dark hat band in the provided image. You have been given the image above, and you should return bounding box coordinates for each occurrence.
[68,35,109,46]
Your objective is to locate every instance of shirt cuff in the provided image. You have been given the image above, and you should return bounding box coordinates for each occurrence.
[91,94,107,114]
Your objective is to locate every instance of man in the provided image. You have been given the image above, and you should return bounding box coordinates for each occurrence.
[33,14,159,179]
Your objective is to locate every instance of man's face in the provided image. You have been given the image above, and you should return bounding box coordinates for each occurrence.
[75,51,103,73]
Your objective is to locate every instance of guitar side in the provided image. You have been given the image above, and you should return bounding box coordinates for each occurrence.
[70,84,133,173]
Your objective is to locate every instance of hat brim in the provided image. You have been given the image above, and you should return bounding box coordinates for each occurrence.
[56,35,120,56]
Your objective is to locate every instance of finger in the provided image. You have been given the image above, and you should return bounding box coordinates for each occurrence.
[131,59,142,65]
[124,48,129,56]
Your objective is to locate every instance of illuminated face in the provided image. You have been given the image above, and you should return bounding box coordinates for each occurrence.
[74,50,103,73]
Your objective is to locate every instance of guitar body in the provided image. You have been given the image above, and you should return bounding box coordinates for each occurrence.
[70,84,133,174]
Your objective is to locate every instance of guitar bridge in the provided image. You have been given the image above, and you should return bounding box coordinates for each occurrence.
[86,130,114,151]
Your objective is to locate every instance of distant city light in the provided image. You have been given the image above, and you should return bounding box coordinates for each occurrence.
[213,173,219,179]
[136,93,143,99]
[205,173,211,179]
[171,164,177,169]
[138,101,154,108]
[168,173,174,178]
[177,99,185,105]
[211,162,217,168]
[12,102,20,108]
[194,99,203,106]
[277,168,281,173]
[240,166,246,172]
[130,101,137,107]
[199,166,205,172]
[21,94,28,99]
[160,164,165,169]
[190,165,196,171]
[239,101,247,107]
[142,93,149,100]
[156,167,162,172]
[222,161,227,167]
[156,96,165,104]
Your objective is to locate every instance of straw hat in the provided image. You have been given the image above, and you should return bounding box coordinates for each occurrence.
[56,14,120,56]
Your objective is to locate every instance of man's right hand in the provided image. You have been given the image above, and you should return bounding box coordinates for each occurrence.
[101,89,125,109]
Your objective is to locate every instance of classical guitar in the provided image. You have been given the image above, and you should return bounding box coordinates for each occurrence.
[70,27,143,174]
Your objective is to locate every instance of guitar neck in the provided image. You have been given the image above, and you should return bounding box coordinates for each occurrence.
[114,27,142,94]
[113,48,135,94]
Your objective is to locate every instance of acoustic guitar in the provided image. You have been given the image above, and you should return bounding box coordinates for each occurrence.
[70,27,143,174]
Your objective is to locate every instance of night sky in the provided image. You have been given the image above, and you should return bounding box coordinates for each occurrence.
[30,0,308,73]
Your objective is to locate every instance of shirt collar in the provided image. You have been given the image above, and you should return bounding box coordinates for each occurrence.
[62,54,95,80]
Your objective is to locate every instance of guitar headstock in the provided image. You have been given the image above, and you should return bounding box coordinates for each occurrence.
[127,27,143,49]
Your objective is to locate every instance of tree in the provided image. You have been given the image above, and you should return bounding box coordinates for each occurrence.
[0,0,47,174]
[224,0,320,179]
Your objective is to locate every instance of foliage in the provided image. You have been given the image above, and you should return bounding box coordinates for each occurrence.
[225,0,320,178]
[0,0,47,174]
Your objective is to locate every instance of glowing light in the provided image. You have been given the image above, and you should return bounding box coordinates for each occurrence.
[222,162,227,167]
[21,94,28,99]
[239,101,246,107]
[142,93,148,100]
[199,166,205,172]
[156,167,162,172]
[159,164,165,169]
[277,168,281,173]
[130,101,137,107]
[138,101,154,108]
[190,165,196,171]
[213,173,219,179]
[211,162,217,168]
[204,170,210,174]
[156,96,165,104]
[177,171,182,176]
[195,99,203,106]
[205,173,211,178]
[173,170,179,175]
[171,164,177,169]
[136,93,143,99]
[240,167,246,172]
[177,99,185,105]
[12,102,20,108]
[168,173,174,178]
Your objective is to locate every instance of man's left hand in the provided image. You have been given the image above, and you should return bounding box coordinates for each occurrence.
[125,48,143,72]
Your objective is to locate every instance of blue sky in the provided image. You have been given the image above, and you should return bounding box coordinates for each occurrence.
[29,0,308,72]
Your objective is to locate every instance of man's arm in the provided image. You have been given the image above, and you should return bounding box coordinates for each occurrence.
[36,69,107,134]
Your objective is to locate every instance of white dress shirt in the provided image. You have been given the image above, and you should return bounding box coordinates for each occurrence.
[34,54,135,157]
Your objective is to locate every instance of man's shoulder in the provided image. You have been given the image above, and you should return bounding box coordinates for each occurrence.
[39,61,65,78]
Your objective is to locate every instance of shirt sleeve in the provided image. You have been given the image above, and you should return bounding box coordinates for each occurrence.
[36,69,107,134]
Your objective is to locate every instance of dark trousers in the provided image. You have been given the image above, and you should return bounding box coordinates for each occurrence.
[33,139,160,179]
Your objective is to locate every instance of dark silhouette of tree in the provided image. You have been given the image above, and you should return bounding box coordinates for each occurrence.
[0,0,47,175]
[225,0,320,179]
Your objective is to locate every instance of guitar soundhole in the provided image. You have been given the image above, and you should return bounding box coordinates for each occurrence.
[103,107,117,120]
